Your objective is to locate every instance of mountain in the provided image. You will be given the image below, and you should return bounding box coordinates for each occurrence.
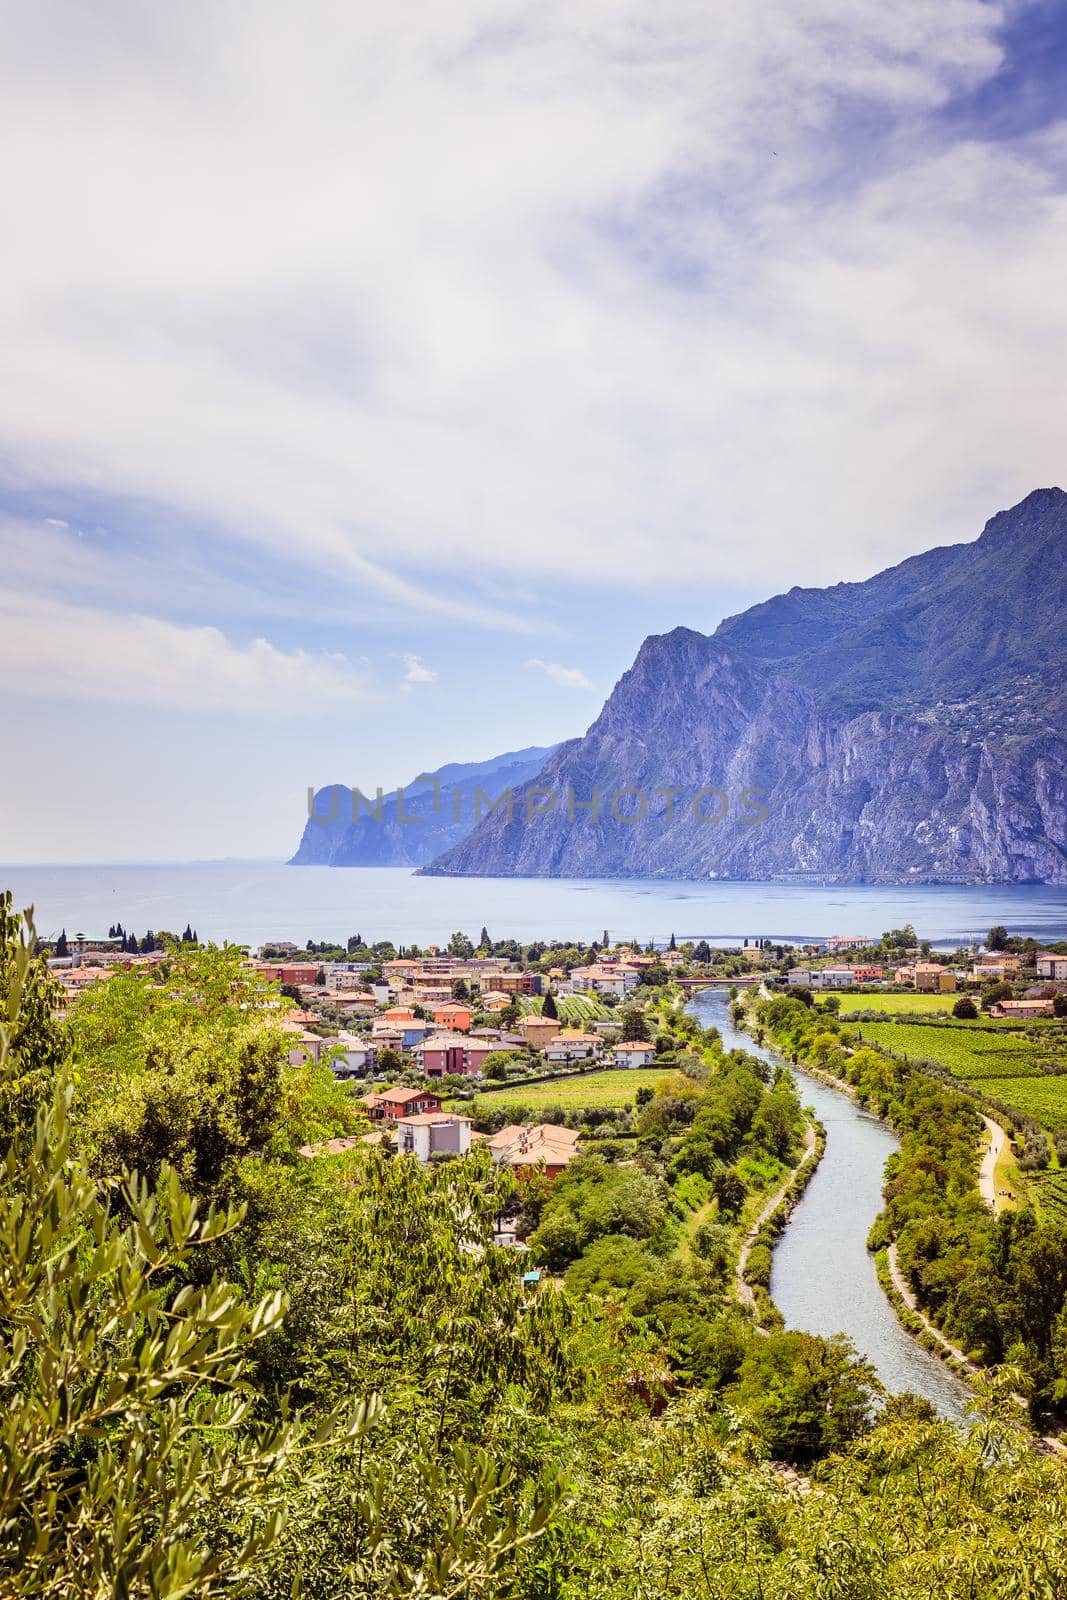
[289,746,557,867]
[423,489,1067,883]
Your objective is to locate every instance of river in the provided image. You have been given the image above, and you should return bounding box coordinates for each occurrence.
[687,989,972,1422]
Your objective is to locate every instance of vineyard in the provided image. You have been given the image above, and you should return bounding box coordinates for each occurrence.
[852,1019,1067,1130]
[522,993,616,1025]
[1029,1169,1067,1224]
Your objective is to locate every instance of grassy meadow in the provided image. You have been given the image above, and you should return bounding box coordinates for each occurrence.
[461,1067,680,1113]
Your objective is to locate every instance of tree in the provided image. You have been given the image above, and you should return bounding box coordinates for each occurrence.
[0,905,355,1595]
[448,931,474,959]
[712,1166,746,1217]
[953,995,979,1019]
[378,1047,402,1074]
[542,989,559,1020]
[668,932,677,952]
[987,924,1009,951]
[620,1008,650,1042]
[694,940,712,964]
[982,981,1014,1011]
[451,978,470,1001]
[479,927,491,950]
[54,927,68,957]
[347,932,363,953]
[1055,994,1067,1019]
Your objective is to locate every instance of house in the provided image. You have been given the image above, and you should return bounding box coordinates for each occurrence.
[544,1030,603,1065]
[396,1113,472,1163]
[426,1002,472,1033]
[570,965,639,999]
[318,990,377,1014]
[850,965,886,982]
[990,998,1054,1018]
[488,1123,581,1179]
[481,990,511,1013]
[371,1018,430,1049]
[786,968,812,987]
[1037,953,1067,982]
[516,1014,562,1049]
[362,1085,444,1121]
[415,1033,494,1078]
[613,1040,656,1067]
[327,1032,377,1078]
[254,962,322,986]
[822,936,871,953]
[812,967,858,989]
[913,963,955,993]
[279,1022,326,1066]
[493,971,543,996]
[978,952,1021,972]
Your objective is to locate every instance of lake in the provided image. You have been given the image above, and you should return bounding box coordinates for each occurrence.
[2,862,1067,948]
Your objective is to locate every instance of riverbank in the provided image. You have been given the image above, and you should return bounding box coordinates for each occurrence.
[688,988,973,1419]
[736,1116,823,1331]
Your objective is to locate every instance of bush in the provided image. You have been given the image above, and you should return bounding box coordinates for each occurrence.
[953,996,979,1020]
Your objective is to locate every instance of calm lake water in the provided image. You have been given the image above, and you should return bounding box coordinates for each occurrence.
[2,862,1067,948]
[688,989,972,1421]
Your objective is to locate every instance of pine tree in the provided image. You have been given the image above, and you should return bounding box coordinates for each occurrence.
[55,929,68,958]
[182,923,193,944]
[542,990,558,1020]
[669,932,677,951]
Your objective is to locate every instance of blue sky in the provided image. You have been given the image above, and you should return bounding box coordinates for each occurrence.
[1,0,1065,862]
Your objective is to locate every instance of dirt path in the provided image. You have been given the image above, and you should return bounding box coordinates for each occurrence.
[736,1119,817,1316]
[978,1114,1010,1212]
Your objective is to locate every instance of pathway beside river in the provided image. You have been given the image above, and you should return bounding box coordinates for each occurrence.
[687,988,973,1422]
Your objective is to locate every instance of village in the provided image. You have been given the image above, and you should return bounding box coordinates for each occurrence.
[42,923,1067,1188]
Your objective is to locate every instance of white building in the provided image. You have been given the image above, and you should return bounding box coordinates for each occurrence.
[812,968,858,989]
[327,1032,378,1078]
[613,1041,656,1067]
[1037,953,1067,982]
[395,1113,472,1163]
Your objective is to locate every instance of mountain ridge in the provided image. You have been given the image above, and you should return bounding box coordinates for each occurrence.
[290,745,557,868]
[423,489,1067,883]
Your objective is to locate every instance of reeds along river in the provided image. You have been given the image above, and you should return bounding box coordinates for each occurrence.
[687,989,972,1423]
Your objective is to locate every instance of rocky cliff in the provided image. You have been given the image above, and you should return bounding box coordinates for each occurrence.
[424,489,1067,883]
[290,745,556,867]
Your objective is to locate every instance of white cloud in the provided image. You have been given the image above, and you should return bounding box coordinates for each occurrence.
[0,590,370,715]
[525,658,595,690]
[401,652,438,687]
[0,0,1062,605]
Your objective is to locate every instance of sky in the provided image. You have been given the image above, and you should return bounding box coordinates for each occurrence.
[1,0,1065,863]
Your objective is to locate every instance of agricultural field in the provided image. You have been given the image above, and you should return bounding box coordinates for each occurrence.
[464,1067,680,1113]
[853,1018,1067,1131]
[839,992,961,1017]
[1029,1168,1067,1224]
[522,993,616,1025]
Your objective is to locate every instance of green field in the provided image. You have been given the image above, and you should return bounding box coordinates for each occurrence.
[1029,1168,1067,1223]
[464,1067,680,1113]
[840,992,961,1017]
[522,993,615,1025]
[853,1018,1067,1131]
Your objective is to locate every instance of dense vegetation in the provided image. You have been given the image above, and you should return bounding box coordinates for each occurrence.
[7,897,1067,1597]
